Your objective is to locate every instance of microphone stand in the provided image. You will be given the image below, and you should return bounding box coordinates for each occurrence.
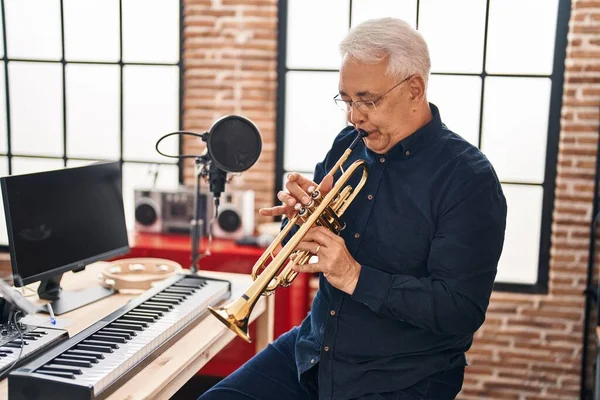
[190,156,207,274]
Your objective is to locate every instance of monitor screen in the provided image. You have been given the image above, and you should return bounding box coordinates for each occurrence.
[1,161,129,285]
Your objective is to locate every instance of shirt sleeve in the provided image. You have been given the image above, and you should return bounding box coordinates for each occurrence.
[350,172,507,335]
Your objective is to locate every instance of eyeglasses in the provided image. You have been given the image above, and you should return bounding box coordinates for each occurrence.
[333,74,414,114]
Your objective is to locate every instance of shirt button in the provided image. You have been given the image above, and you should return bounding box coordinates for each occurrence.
[379,157,385,163]
[367,194,373,200]
[405,150,410,156]
[310,359,315,364]
[324,346,330,352]
[330,310,336,316]
[354,233,360,239]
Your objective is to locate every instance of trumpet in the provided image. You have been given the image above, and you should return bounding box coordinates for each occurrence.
[208,129,370,343]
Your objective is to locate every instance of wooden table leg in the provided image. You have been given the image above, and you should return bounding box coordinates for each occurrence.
[255,294,275,353]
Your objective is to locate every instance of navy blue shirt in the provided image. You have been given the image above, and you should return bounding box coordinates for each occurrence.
[288,103,507,399]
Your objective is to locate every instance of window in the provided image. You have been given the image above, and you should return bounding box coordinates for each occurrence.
[275,0,570,292]
[0,0,183,245]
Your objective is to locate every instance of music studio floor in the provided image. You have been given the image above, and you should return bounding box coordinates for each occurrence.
[172,375,222,399]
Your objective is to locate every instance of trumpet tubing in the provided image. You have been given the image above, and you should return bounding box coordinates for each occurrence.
[208,130,369,343]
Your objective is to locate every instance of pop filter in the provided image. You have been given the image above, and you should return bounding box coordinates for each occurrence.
[206,115,262,173]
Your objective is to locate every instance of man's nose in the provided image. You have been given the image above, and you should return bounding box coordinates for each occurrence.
[348,105,367,127]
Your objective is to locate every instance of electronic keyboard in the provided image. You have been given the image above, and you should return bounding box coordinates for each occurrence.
[8,274,231,400]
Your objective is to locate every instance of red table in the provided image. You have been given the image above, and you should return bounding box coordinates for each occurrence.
[119,231,310,377]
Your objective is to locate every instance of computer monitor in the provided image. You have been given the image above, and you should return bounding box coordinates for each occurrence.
[0,161,130,314]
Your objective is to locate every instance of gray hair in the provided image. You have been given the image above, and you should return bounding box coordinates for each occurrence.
[339,18,431,87]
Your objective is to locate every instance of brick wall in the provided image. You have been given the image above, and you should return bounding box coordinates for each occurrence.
[460,2,600,398]
[181,1,600,398]
[182,0,278,226]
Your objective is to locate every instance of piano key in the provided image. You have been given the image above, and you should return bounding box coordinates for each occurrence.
[101,328,136,337]
[97,331,133,341]
[3,343,22,348]
[37,370,75,379]
[153,294,183,301]
[116,319,149,328]
[76,344,114,353]
[83,340,119,349]
[91,335,127,344]
[9,275,230,398]
[59,354,99,363]
[175,281,205,288]
[41,364,83,374]
[10,340,28,346]
[149,298,180,305]
[121,314,155,323]
[153,293,185,300]
[131,310,164,318]
[52,358,93,368]
[110,323,143,332]
[66,350,105,359]
[137,304,171,312]
[162,288,194,295]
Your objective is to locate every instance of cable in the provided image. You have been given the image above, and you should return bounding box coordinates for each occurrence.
[7,310,24,372]
[155,131,207,159]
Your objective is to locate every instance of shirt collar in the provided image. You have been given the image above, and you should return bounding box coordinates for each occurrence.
[367,102,442,158]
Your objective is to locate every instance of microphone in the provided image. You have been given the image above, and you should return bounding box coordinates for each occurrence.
[203,115,263,202]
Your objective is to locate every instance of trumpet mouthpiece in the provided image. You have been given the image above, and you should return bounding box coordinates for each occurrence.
[358,129,369,137]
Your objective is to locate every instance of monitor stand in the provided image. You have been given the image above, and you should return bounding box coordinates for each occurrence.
[37,272,115,315]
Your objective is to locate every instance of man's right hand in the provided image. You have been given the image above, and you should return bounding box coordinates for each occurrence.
[258,173,334,220]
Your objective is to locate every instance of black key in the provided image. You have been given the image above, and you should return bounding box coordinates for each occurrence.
[0,349,13,354]
[59,354,99,363]
[83,340,119,349]
[132,309,164,317]
[149,298,180,305]
[127,312,159,320]
[66,350,105,359]
[92,334,127,343]
[137,304,170,312]
[110,323,143,332]
[119,317,151,325]
[4,343,22,348]
[42,364,83,374]
[97,330,133,340]
[154,294,183,301]
[164,286,195,292]
[53,357,93,368]
[22,335,38,340]
[175,281,204,289]
[102,328,136,337]
[116,319,149,328]
[154,293,184,300]
[76,344,113,353]
[163,288,194,295]
[0,353,7,357]
[32,330,48,335]
[122,314,155,323]
[37,370,75,379]
[10,340,28,346]
[142,301,173,309]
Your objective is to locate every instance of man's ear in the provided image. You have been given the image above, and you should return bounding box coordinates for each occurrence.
[408,75,426,102]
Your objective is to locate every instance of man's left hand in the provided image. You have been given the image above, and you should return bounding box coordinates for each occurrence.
[292,226,361,295]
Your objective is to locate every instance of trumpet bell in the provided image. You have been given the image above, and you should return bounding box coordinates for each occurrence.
[208,304,252,343]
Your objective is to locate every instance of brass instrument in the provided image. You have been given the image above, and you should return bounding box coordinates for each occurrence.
[208,129,370,343]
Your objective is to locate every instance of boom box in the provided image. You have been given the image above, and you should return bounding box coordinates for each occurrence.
[134,187,254,240]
